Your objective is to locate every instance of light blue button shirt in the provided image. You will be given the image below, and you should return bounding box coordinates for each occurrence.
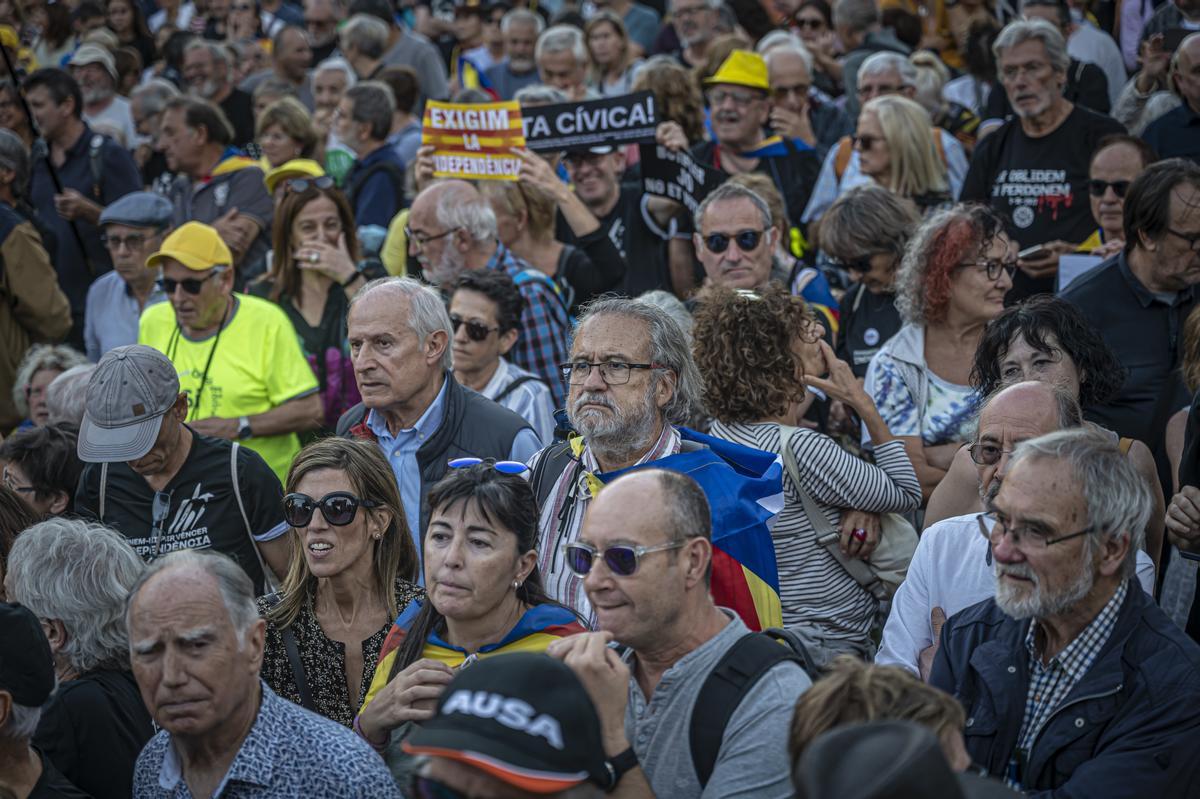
[83,270,167,362]
[365,377,541,583]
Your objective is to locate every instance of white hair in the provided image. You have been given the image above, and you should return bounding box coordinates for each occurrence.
[12,344,88,417]
[314,55,357,88]
[763,41,815,77]
[536,24,587,65]
[351,277,455,372]
[45,364,96,427]
[993,18,1070,73]
[859,51,919,87]
[436,183,498,245]
[0,702,42,741]
[125,550,260,648]
[501,7,544,34]
[340,13,390,60]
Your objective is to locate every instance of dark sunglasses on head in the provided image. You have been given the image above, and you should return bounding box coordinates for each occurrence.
[1087,179,1130,198]
[286,176,336,194]
[564,539,685,577]
[157,267,226,295]
[449,313,500,342]
[703,229,763,254]
[446,456,529,474]
[283,491,379,527]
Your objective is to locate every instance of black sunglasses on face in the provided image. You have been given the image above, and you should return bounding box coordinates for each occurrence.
[283,491,380,527]
[449,313,500,342]
[157,267,226,295]
[1087,179,1130,198]
[703,229,763,254]
[853,134,880,150]
[286,175,336,194]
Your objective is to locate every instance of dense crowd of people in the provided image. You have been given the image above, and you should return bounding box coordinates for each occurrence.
[1,0,1200,794]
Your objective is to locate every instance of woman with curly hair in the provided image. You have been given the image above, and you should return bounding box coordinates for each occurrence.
[864,203,1014,500]
[922,295,1165,570]
[693,285,921,663]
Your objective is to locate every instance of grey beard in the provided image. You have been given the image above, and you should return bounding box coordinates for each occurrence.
[83,86,114,105]
[994,555,1095,620]
[570,383,659,465]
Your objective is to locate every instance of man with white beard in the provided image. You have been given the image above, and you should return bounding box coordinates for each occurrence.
[69,44,138,149]
[182,40,256,148]
[928,428,1200,794]
[876,381,1157,677]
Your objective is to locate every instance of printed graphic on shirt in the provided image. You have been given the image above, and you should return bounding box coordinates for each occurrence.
[990,168,1076,230]
[130,481,216,560]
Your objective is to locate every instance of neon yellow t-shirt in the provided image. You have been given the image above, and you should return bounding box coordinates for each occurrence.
[139,294,318,482]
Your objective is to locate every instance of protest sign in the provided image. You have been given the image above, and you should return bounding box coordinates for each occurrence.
[422,99,525,180]
[639,144,726,213]
[522,91,657,152]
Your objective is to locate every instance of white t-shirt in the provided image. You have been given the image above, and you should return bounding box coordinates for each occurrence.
[85,95,141,149]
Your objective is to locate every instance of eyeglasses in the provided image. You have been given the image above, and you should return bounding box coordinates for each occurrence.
[560,361,662,385]
[794,16,825,28]
[1087,179,1130,198]
[771,83,811,101]
[856,83,902,98]
[232,2,254,9]
[967,442,1015,466]
[853,134,880,150]
[706,88,763,108]
[405,226,460,250]
[999,61,1050,81]
[703,229,764,254]
[976,511,1093,549]
[564,539,686,577]
[101,232,150,251]
[1166,227,1200,253]
[446,456,529,474]
[1,464,36,494]
[283,491,380,527]
[449,313,500,342]
[829,255,874,275]
[410,776,466,799]
[157,267,226,295]
[286,175,336,194]
[958,258,1017,282]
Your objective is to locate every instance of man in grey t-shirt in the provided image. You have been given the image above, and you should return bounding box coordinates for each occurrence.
[549,469,811,798]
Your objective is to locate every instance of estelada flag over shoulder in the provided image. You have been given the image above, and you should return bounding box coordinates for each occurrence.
[593,428,785,632]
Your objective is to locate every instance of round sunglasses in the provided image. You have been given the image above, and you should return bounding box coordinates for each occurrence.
[564,540,685,577]
[703,229,764,254]
[283,491,379,527]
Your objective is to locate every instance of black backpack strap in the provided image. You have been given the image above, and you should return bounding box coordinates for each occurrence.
[689,630,811,789]
[262,592,317,712]
[493,374,546,405]
[530,440,576,509]
[347,161,406,209]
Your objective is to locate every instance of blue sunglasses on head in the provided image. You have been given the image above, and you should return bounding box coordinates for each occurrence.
[446,457,529,475]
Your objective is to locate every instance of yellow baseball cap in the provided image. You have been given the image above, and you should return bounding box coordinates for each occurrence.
[145,222,233,271]
[704,50,770,92]
[264,158,326,195]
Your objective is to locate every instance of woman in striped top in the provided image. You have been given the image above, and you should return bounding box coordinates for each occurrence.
[692,285,922,662]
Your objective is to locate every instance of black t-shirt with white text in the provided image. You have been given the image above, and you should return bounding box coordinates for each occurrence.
[75,429,286,593]
[960,105,1125,300]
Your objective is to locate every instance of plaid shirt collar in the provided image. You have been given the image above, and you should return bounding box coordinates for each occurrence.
[1025,580,1129,680]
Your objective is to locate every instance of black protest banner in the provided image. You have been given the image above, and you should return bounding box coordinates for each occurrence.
[521,91,657,152]
[639,144,726,213]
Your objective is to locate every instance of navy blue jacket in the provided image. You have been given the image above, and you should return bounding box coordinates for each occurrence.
[930,581,1200,796]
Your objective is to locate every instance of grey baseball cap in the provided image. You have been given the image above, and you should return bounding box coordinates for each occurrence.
[78,345,181,463]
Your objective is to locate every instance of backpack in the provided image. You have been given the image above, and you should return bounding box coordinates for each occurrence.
[833,128,947,181]
[689,628,818,788]
[345,160,407,214]
[512,266,573,323]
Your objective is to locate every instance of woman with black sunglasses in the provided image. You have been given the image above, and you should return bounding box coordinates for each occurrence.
[249,179,386,433]
[258,437,421,729]
[354,461,586,784]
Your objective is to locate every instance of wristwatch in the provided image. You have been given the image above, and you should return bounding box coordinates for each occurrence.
[602,747,639,792]
[237,416,253,439]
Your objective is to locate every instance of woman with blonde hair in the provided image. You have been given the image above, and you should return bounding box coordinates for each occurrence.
[258,437,421,728]
[256,95,320,169]
[855,95,950,215]
[585,11,642,96]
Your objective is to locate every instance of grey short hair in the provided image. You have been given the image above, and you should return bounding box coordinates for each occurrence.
[351,277,455,371]
[340,13,390,60]
[12,344,88,418]
[0,128,30,197]
[131,78,180,117]
[832,0,879,34]
[859,51,918,87]
[435,181,498,244]
[635,290,693,339]
[125,549,260,647]
[694,181,772,233]
[993,18,1070,74]
[762,41,815,76]
[1009,429,1149,579]
[515,84,568,106]
[185,39,233,73]
[574,297,704,426]
[0,701,42,741]
[8,518,146,674]
[536,25,587,66]
[314,56,358,88]
[45,364,97,427]
[819,184,921,262]
[501,7,544,34]
[345,81,396,141]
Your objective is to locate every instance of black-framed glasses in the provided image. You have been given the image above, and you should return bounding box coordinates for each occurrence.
[409,775,466,799]
[1,464,36,494]
[1166,227,1200,252]
[564,539,686,577]
[976,510,1093,549]
[958,258,1017,282]
[157,267,226,296]
[283,491,380,527]
[285,175,336,194]
[449,313,500,342]
[771,83,811,101]
[853,134,880,150]
[101,231,150,251]
[405,226,460,250]
[703,229,763,254]
[967,442,1015,466]
[446,456,529,474]
[1087,179,1130,198]
[559,361,662,385]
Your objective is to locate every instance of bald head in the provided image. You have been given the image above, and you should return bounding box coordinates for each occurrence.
[975,381,1082,504]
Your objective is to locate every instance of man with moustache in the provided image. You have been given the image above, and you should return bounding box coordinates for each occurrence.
[484,8,544,100]
[692,182,779,291]
[876,382,1157,678]
[929,429,1200,794]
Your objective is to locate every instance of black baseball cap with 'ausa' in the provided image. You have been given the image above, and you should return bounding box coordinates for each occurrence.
[78,345,181,463]
[0,602,55,708]
[403,652,616,794]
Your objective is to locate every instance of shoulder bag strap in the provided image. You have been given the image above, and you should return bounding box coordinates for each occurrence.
[99,462,108,519]
[263,592,316,712]
[493,374,544,405]
[230,442,277,593]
